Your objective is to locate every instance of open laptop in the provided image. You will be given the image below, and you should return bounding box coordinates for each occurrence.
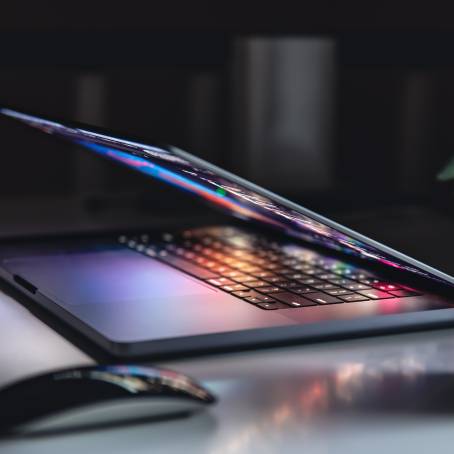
[0,107,454,358]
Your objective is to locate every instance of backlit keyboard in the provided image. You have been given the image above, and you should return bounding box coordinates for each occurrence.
[119,226,422,310]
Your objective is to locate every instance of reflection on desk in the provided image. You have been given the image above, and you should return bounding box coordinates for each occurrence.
[2,285,454,453]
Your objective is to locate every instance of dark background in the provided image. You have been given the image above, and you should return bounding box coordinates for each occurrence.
[1,4,454,273]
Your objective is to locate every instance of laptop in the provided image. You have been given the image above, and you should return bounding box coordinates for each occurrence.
[0,107,454,358]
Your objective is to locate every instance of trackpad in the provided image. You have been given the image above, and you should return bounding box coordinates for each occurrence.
[3,249,216,306]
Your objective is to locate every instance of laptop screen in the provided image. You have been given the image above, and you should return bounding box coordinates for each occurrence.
[1,108,453,287]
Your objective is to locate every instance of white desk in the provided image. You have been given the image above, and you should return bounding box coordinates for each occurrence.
[2,288,454,454]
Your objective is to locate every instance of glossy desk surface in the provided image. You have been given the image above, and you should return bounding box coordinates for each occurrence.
[2,288,454,454]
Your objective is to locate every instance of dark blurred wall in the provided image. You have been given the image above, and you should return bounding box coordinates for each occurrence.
[1,30,454,234]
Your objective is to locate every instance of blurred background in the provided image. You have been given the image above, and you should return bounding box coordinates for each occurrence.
[1,4,454,273]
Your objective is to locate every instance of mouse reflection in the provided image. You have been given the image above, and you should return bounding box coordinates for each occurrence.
[211,362,454,454]
[331,363,454,414]
[289,362,454,415]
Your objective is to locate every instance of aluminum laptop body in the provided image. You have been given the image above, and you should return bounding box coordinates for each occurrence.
[0,107,453,358]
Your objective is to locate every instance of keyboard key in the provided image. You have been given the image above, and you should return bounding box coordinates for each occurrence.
[245,280,268,288]
[244,296,262,304]
[211,265,234,277]
[274,281,295,289]
[273,267,293,275]
[231,249,250,258]
[252,271,276,279]
[328,265,348,275]
[286,281,302,288]
[254,258,269,267]
[305,293,343,305]
[183,251,197,260]
[344,283,372,291]
[329,278,355,286]
[232,289,263,299]
[284,272,307,280]
[313,283,338,290]
[293,266,318,274]
[338,267,356,276]
[207,277,235,286]
[399,285,421,293]
[387,289,421,297]
[349,273,376,281]
[201,247,215,256]
[371,282,401,292]
[171,245,186,255]
[358,289,394,300]
[282,259,299,267]
[316,273,338,280]
[359,278,381,285]
[256,302,289,310]
[236,264,260,273]
[228,260,249,268]
[259,286,282,294]
[298,278,323,286]
[295,263,317,271]
[158,254,219,279]
[243,266,264,273]
[265,276,287,284]
[222,270,243,278]
[263,263,279,271]
[230,274,256,283]
[258,295,276,302]
[194,256,210,266]
[325,288,352,296]
[307,258,328,267]
[255,250,268,258]
[136,244,146,252]
[273,292,317,307]
[246,294,278,304]
[339,294,370,302]
[290,286,318,294]
[263,251,281,259]
[223,235,254,249]
[221,284,248,292]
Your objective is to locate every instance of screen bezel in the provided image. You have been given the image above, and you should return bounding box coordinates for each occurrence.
[2,105,453,289]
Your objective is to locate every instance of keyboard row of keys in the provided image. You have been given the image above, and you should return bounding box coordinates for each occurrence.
[225,285,421,310]
[119,229,423,310]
